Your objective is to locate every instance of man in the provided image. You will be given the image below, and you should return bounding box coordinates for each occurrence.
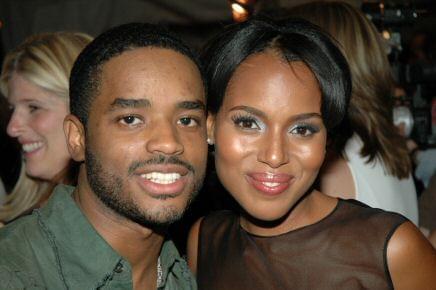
[0,23,207,289]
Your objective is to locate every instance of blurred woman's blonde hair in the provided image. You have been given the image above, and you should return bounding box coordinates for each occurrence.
[0,31,92,223]
[289,1,411,178]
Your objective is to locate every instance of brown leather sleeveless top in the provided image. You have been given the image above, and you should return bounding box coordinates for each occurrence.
[197,199,407,290]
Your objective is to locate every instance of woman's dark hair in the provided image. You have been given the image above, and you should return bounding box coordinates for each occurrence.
[202,17,352,131]
[288,2,412,178]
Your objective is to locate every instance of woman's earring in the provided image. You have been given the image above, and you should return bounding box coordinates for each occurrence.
[207,138,214,145]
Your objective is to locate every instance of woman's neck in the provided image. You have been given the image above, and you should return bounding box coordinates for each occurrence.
[240,190,337,236]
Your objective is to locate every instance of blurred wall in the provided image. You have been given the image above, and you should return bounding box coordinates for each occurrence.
[0,0,231,52]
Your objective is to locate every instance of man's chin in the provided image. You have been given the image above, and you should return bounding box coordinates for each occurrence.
[148,206,186,225]
[124,204,186,229]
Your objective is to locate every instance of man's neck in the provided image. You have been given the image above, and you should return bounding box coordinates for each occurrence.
[73,173,164,289]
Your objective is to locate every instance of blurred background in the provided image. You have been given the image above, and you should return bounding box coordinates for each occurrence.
[1,0,435,146]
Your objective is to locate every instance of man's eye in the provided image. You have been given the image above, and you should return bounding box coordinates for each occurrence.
[178,117,198,127]
[119,116,143,126]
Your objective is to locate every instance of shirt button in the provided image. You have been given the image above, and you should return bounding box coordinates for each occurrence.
[114,262,124,273]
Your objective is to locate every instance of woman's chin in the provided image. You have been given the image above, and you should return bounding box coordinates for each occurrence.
[244,206,290,225]
[26,167,54,182]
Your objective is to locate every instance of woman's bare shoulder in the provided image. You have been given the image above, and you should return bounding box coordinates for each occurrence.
[388,221,436,290]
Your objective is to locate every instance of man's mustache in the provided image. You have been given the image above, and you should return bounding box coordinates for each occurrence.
[128,155,195,176]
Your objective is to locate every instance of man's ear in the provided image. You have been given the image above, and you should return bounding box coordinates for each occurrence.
[206,112,216,145]
[64,114,86,162]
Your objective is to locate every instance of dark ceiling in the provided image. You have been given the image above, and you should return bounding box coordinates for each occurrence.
[0,0,435,53]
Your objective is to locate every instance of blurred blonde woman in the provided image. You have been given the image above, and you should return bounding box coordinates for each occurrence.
[289,1,418,224]
[0,32,92,223]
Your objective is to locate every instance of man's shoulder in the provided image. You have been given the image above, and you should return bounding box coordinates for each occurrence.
[0,212,56,289]
[0,213,41,254]
[0,185,75,264]
[0,264,46,289]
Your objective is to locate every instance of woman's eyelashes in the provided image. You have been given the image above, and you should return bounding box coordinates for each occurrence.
[28,104,41,113]
[289,123,320,137]
[231,113,263,131]
[231,112,320,137]
[8,103,41,114]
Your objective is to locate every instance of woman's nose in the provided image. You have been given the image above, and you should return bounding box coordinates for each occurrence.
[6,110,25,138]
[257,129,289,168]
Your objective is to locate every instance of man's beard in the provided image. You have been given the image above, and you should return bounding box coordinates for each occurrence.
[85,147,204,229]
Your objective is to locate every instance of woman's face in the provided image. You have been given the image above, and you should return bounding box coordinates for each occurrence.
[6,73,70,181]
[208,52,326,222]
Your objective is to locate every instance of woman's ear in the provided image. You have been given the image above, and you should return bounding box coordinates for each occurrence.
[206,112,216,145]
[63,114,86,162]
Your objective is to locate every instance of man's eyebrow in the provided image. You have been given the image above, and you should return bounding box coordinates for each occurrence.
[108,98,151,110]
[177,100,206,111]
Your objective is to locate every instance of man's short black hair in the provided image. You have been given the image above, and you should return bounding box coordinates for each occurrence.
[70,22,204,126]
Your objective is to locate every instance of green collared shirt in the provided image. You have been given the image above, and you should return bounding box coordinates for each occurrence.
[0,185,197,290]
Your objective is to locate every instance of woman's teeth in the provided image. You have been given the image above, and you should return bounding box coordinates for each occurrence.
[22,142,43,153]
[263,182,280,187]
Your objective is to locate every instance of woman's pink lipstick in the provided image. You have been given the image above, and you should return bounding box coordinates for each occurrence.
[246,172,293,196]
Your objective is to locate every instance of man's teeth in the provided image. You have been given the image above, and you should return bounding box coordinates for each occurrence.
[140,172,181,184]
[263,182,280,187]
[22,142,43,153]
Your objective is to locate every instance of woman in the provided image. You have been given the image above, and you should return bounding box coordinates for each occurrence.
[0,32,92,223]
[187,17,436,289]
[288,1,418,224]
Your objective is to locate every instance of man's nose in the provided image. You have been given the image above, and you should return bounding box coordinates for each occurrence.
[145,120,184,156]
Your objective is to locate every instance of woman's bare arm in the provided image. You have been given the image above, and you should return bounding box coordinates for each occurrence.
[319,154,355,200]
[388,221,436,289]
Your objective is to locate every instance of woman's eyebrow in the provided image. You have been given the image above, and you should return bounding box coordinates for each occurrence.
[229,105,264,117]
[290,112,322,122]
[229,106,322,121]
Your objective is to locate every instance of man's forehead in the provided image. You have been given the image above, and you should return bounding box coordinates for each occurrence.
[89,46,204,111]
[107,97,205,111]
[102,46,195,71]
[99,47,202,88]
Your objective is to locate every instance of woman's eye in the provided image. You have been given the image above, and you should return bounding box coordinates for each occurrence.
[290,124,318,137]
[28,104,39,113]
[232,116,260,130]
[178,117,198,127]
[119,116,143,126]
[293,127,310,136]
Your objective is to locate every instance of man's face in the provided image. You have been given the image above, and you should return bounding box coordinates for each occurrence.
[84,47,207,227]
